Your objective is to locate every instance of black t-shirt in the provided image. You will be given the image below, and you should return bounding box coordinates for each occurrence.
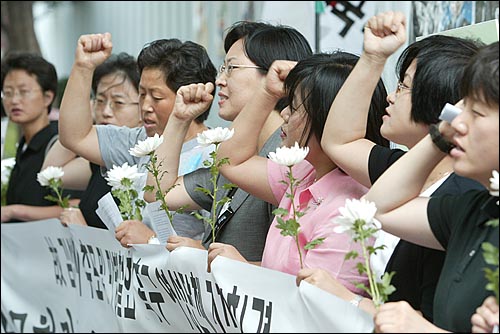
[6,121,82,222]
[384,174,483,320]
[368,145,483,321]
[429,190,498,332]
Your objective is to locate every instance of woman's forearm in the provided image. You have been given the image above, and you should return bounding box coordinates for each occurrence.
[58,65,95,153]
[365,135,445,214]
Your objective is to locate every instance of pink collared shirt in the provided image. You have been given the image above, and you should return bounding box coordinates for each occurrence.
[262,160,372,295]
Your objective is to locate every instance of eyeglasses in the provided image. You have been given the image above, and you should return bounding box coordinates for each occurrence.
[395,82,412,97]
[1,88,42,101]
[93,98,139,111]
[218,63,263,77]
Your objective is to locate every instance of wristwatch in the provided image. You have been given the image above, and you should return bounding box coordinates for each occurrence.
[349,294,363,307]
[429,124,455,153]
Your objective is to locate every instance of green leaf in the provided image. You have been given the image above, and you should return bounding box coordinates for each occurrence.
[276,218,299,237]
[296,211,306,218]
[273,208,289,216]
[222,183,237,190]
[486,218,499,228]
[304,237,325,250]
[482,242,499,266]
[44,194,58,203]
[355,262,366,275]
[345,250,358,260]
[143,185,155,192]
[354,282,371,296]
[195,187,212,197]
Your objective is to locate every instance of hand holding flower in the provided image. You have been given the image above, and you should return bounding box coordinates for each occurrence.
[60,207,87,227]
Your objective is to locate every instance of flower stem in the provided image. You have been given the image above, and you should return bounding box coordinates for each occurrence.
[150,153,175,227]
[54,187,66,208]
[209,144,221,243]
[50,179,68,208]
[360,236,380,307]
[288,167,304,269]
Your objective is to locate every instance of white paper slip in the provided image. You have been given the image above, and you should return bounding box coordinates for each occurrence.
[439,103,462,123]
[144,201,177,244]
[96,192,123,231]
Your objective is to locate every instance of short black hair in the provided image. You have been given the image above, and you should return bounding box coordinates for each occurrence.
[285,52,389,148]
[1,52,58,114]
[223,21,313,112]
[137,39,217,123]
[223,21,270,53]
[92,52,140,95]
[396,35,482,124]
[461,41,499,108]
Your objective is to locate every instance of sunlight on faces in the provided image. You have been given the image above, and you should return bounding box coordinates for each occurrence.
[2,70,50,125]
[450,98,499,186]
[215,39,265,122]
[93,73,141,128]
[138,68,176,137]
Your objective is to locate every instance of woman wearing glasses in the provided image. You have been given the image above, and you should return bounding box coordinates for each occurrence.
[43,53,142,229]
[1,53,81,223]
[298,11,483,320]
[145,22,314,262]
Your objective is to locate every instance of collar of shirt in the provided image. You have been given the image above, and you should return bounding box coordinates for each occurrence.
[297,168,347,210]
[477,194,499,226]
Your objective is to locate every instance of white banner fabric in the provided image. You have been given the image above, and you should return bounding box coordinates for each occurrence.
[1,219,374,333]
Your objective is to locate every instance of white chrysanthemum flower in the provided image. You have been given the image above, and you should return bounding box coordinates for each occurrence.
[129,133,164,157]
[37,166,65,187]
[197,127,234,147]
[1,158,16,184]
[489,170,499,197]
[333,198,380,236]
[105,162,145,191]
[268,142,309,167]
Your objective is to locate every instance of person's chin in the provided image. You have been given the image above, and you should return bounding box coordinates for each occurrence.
[450,160,471,180]
[218,109,235,122]
[380,125,392,140]
[144,126,157,137]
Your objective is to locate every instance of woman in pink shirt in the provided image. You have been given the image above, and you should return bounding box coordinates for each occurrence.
[207,52,389,295]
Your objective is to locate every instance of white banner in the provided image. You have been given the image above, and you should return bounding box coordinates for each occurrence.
[1,219,374,333]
